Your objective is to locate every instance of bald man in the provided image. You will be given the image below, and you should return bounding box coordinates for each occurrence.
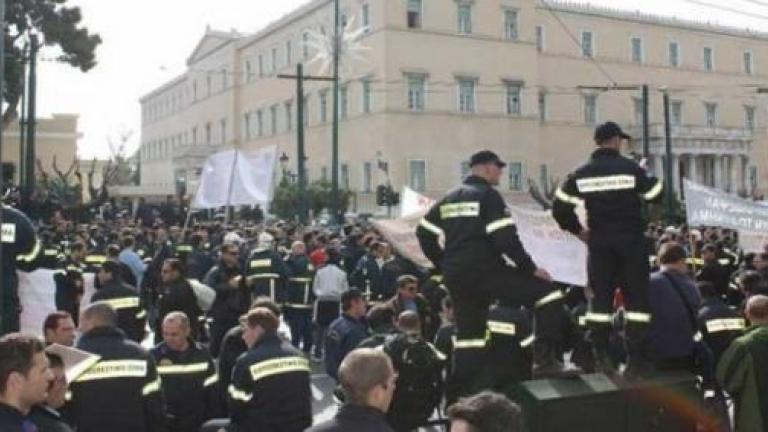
[717,295,768,432]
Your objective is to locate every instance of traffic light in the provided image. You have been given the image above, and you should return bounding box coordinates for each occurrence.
[376,184,387,206]
[376,185,400,207]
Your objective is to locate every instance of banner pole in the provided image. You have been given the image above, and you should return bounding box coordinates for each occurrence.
[224,150,240,226]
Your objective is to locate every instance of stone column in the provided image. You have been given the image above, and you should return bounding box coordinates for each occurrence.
[741,155,749,194]
[671,154,680,195]
[730,155,740,194]
[688,154,698,183]
[714,155,724,190]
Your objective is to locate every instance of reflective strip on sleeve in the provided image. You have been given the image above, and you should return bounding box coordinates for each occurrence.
[534,290,564,308]
[625,311,651,323]
[520,335,535,348]
[578,316,587,327]
[176,245,193,253]
[576,175,636,193]
[693,332,703,343]
[440,202,480,219]
[1,223,16,242]
[554,188,583,206]
[487,320,517,336]
[249,259,272,269]
[706,318,746,333]
[97,297,140,311]
[418,218,443,236]
[75,360,148,382]
[643,181,663,200]
[452,337,486,349]
[135,310,147,319]
[44,249,59,256]
[66,265,84,273]
[486,218,515,234]
[85,255,107,264]
[64,390,72,402]
[249,356,310,383]
[584,312,613,323]
[718,259,731,266]
[204,373,219,387]
[17,239,41,263]
[157,362,210,375]
[285,304,314,309]
[289,277,313,283]
[427,342,447,361]
[228,384,253,402]
[142,377,162,396]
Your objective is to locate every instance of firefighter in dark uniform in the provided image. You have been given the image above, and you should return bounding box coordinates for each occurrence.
[553,121,663,377]
[38,231,62,269]
[69,302,167,432]
[487,301,534,392]
[204,242,248,357]
[91,261,147,343]
[420,273,450,340]
[245,232,289,303]
[417,150,570,398]
[285,240,315,354]
[151,311,219,432]
[697,281,745,367]
[53,241,87,324]
[228,307,312,432]
[1,205,41,334]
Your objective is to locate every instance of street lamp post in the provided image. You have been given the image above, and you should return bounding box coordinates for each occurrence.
[330,0,340,226]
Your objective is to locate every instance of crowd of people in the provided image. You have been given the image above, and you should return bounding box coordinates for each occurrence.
[1,124,768,431]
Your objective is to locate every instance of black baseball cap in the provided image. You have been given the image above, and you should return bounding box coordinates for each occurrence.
[594,121,631,144]
[469,150,506,168]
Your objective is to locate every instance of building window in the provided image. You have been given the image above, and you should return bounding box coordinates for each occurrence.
[205,122,212,145]
[192,127,198,145]
[362,79,372,114]
[458,3,472,34]
[457,77,476,113]
[407,0,422,29]
[750,166,758,192]
[341,163,350,189]
[745,105,756,130]
[362,162,372,192]
[206,74,212,96]
[536,25,545,52]
[270,105,278,135]
[703,47,714,71]
[340,85,349,120]
[671,101,683,126]
[302,33,310,59]
[538,91,547,122]
[245,61,252,82]
[271,47,278,72]
[193,80,198,101]
[220,119,227,145]
[244,112,251,140]
[256,110,264,136]
[284,41,292,66]
[744,50,754,75]
[509,162,523,191]
[407,74,426,111]
[409,160,426,192]
[258,54,264,77]
[362,3,371,32]
[320,90,328,123]
[631,37,643,63]
[460,161,470,179]
[581,31,594,58]
[705,103,717,127]
[505,82,521,115]
[285,101,293,131]
[321,166,328,181]
[633,97,643,125]
[583,94,597,124]
[668,42,680,67]
[504,9,518,40]
[540,164,549,189]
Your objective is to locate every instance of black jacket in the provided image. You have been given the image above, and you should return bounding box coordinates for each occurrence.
[150,341,219,432]
[416,175,535,277]
[28,405,74,432]
[156,278,203,340]
[53,256,85,322]
[698,297,746,366]
[1,206,39,333]
[204,263,248,322]
[0,402,33,432]
[218,326,247,415]
[307,404,395,432]
[245,248,290,303]
[91,279,146,343]
[284,255,315,309]
[553,148,662,241]
[228,333,312,432]
[69,326,167,432]
[325,314,370,380]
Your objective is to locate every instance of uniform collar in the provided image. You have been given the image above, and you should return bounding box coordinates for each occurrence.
[591,147,621,158]
[464,175,490,186]
[81,325,125,341]
[338,404,387,421]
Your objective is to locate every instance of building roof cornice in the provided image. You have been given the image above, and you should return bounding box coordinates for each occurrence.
[238,0,332,51]
[541,1,768,41]
[139,74,189,103]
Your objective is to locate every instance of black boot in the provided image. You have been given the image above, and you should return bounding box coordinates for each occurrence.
[588,326,618,376]
[623,317,654,380]
[532,339,581,378]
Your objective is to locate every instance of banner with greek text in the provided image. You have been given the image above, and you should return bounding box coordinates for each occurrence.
[684,179,768,231]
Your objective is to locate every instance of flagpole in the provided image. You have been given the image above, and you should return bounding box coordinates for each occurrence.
[224,150,240,226]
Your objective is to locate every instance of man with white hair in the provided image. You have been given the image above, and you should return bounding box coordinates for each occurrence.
[245,232,290,304]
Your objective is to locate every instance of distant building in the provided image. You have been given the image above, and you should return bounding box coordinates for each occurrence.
[140,0,768,212]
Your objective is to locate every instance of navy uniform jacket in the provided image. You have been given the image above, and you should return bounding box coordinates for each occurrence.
[325,314,370,380]
[245,248,290,303]
[228,333,311,432]
[1,206,40,333]
[307,405,395,432]
[91,280,147,343]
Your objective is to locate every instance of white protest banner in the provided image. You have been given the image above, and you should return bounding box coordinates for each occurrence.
[193,146,278,209]
[684,179,768,231]
[18,269,57,336]
[401,187,436,218]
[508,206,588,287]
[373,211,434,269]
[45,344,101,383]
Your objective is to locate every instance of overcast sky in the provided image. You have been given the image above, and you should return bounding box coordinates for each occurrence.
[34,0,768,159]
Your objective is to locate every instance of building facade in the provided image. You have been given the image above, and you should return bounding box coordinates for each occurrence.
[139,0,768,212]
